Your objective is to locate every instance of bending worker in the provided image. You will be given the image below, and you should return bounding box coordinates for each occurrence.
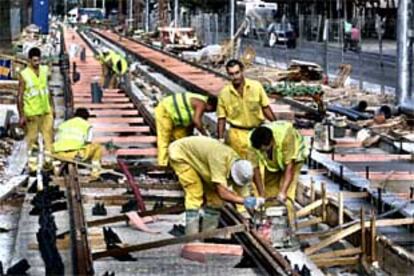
[18,47,54,172]
[249,121,309,224]
[102,50,128,89]
[111,53,128,88]
[52,108,103,180]
[168,136,265,234]
[96,48,111,86]
[217,59,276,198]
[101,48,116,88]
[155,92,217,167]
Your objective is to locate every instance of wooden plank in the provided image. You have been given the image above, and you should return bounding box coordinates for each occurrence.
[328,191,369,200]
[93,126,150,133]
[323,154,413,162]
[90,109,139,116]
[361,208,366,259]
[305,223,361,255]
[92,224,246,260]
[338,192,344,226]
[310,247,362,260]
[112,148,157,156]
[310,179,315,216]
[74,97,130,103]
[313,256,359,268]
[305,217,414,256]
[94,136,156,143]
[375,217,414,227]
[321,182,327,222]
[297,217,323,229]
[297,229,342,241]
[296,199,325,218]
[89,117,143,124]
[371,212,377,262]
[74,103,134,109]
[73,92,125,97]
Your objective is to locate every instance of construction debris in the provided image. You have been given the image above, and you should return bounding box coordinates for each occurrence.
[331,64,352,88]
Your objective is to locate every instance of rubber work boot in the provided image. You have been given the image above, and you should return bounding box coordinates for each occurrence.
[52,161,62,177]
[201,207,220,233]
[90,160,102,181]
[185,210,200,235]
[28,149,37,174]
[43,151,53,171]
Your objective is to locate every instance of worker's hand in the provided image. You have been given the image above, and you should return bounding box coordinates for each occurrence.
[244,197,265,209]
[277,192,287,204]
[19,116,26,127]
[256,197,265,208]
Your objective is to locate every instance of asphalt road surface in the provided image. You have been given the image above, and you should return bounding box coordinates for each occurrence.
[226,35,398,90]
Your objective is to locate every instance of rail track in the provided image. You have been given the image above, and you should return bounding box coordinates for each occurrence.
[7,25,414,275]
[88,28,414,274]
[59,27,310,275]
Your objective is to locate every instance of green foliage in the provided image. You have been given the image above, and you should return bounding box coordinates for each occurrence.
[264,82,323,97]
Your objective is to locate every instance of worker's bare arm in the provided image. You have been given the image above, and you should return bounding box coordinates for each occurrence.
[216,184,244,205]
[262,105,276,122]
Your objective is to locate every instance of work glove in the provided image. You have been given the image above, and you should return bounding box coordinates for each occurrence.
[244,197,265,209]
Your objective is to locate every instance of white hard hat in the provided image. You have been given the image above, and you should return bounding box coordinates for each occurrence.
[231,160,253,187]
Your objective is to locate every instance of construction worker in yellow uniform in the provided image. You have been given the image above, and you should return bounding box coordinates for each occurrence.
[155,92,217,167]
[53,108,103,180]
[96,48,110,86]
[168,136,265,234]
[102,49,118,89]
[111,53,128,88]
[217,59,276,203]
[248,121,309,224]
[17,47,54,173]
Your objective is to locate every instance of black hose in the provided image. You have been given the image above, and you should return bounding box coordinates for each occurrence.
[327,104,373,121]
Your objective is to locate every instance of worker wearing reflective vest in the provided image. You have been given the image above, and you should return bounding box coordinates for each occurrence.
[17,47,54,172]
[102,49,118,89]
[96,48,111,86]
[103,51,128,89]
[168,136,264,234]
[53,108,103,179]
[217,59,276,208]
[249,121,309,224]
[155,92,217,167]
[111,54,128,88]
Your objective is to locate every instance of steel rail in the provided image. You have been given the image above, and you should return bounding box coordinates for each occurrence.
[65,164,94,275]
[220,204,299,276]
[77,30,157,134]
[90,29,226,97]
[66,28,302,274]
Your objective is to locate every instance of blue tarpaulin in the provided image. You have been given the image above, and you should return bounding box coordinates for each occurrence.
[0,59,12,80]
[32,0,49,34]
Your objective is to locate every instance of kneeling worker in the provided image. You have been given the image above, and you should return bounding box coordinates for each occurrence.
[155,92,217,167]
[249,121,309,224]
[53,108,103,179]
[168,136,265,234]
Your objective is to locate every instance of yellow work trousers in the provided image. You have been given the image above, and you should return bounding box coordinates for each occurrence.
[169,159,224,210]
[155,104,192,167]
[54,143,103,163]
[227,127,251,212]
[26,113,54,152]
[261,162,303,224]
[100,64,108,86]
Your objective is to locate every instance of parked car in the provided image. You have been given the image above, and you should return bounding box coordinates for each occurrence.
[266,22,297,48]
